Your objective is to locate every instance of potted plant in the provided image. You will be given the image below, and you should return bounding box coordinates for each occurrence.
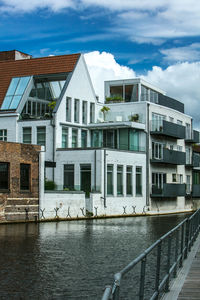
[101,106,110,121]
[129,113,139,122]
[106,95,124,103]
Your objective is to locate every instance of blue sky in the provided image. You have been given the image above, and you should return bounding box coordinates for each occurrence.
[1,0,200,126]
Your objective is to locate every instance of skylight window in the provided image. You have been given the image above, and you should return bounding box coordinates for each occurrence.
[1,76,31,110]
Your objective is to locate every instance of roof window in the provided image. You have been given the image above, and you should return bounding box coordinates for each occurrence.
[1,76,31,110]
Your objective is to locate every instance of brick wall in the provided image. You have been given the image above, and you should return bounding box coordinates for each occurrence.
[0,141,41,222]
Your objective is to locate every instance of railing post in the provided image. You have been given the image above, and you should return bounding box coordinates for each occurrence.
[113,273,121,300]
[188,218,192,253]
[155,241,162,300]
[139,256,146,300]
[165,234,171,292]
[179,223,184,268]
[184,218,190,259]
[173,229,179,278]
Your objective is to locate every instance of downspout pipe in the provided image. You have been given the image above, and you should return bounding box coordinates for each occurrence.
[51,113,56,182]
[104,149,107,208]
[146,103,150,207]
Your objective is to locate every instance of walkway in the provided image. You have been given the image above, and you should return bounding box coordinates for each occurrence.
[162,234,200,300]
[178,245,200,300]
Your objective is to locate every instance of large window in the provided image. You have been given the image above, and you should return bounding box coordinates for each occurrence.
[0,129,7,141]
[152,113,166,131]
[23,127,32,144]
[20,164,30,191]
[152,141,164,159]
[72,129,78,148]
[62,127,68,148]
[185,147,191,164]
[37,127,46,146]
[129,130,139,151]
[126,166,132,195]
[103,130,116,148]
[82,101,87,124]
[66,97,71,122]
[90,103,95,123]
[152,173,166,193]
[0,162,9,190]
[107,165,113,195]
[64,164,74,190]
[150,89,158,103]
[125,84,138,102]
[117,165,123,195]
[110,85,123,99]
[185,123,191,139]
[110,84,138,102]
[91,130,103,147]
[1,76,31,110]
[74,99,79,123]
[81,130,87,148]
[136,166,142,196]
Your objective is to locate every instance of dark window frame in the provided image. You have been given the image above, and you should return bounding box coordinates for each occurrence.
[0,162,9,191]
[20,163,30,191]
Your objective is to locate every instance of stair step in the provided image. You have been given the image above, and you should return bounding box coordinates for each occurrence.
[5,205,38,213]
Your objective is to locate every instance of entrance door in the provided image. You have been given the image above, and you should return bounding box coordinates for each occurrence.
[80,164,91,197]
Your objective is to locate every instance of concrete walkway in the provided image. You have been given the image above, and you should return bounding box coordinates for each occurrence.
[162,233,200,300]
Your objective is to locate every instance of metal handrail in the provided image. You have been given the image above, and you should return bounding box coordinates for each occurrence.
[101,209,200,300]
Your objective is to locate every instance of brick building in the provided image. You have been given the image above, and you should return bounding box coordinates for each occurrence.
[0,141,41,222]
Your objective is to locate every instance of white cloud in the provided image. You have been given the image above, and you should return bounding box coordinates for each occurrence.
[85,51,200,128]
[0,0,75,13]
[160,44,200,63]
[143,62,200,128]
[1,1,200,47]
[84,51,136,101]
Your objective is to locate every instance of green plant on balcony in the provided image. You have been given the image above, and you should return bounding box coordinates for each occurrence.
[129,113,139,122]
[101,106,110,121]
[106,95,124,103]
[48,100,57,111]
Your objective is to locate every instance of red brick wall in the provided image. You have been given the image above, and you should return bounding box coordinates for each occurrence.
[0,141,41,201]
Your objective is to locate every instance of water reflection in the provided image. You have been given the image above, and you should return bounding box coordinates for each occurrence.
[0,214,190,299]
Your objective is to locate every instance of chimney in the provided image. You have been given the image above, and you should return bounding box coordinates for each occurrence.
[0,50,32,61]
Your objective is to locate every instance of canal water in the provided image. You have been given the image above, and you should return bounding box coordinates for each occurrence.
[0,214,190,300]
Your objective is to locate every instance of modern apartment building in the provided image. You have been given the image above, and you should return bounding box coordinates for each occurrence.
[0,50,199,217]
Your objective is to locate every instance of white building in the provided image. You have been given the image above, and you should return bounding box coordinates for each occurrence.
[0,50,199,219]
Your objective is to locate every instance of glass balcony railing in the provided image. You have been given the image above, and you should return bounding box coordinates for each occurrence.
[97,111,144,123]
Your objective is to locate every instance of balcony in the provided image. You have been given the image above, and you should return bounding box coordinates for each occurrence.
[192,184,200,198]
[185,130,200,143]
[193,153,200,168]
[151,183,186,198]
[151,120,185,139]
[151,148,186,165]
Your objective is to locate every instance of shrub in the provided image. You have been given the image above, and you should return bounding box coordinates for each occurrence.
[45,180,57,190]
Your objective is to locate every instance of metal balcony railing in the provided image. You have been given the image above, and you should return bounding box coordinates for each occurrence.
[102,209,200,300]
[151,183,186,198]
[193,153,200,168]
[151,148,186,165]
[192,184,200,198]
[185,130,200,143]
[150,120,185,139]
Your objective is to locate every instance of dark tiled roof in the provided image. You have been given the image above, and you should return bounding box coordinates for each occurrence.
[0,53,80,108]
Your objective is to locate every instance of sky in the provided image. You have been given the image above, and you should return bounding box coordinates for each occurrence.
[1,0,200,127]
